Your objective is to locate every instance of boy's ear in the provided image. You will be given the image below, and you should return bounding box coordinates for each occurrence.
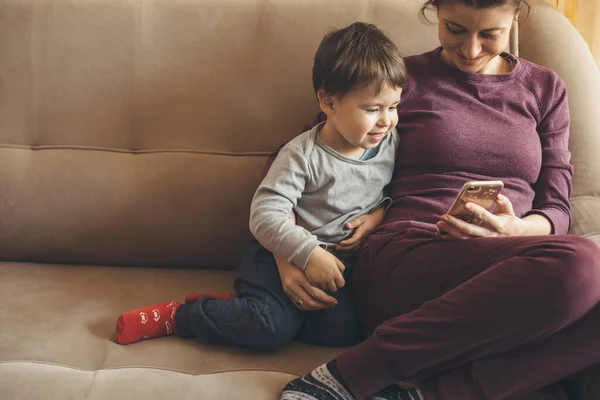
[317,89,335,114]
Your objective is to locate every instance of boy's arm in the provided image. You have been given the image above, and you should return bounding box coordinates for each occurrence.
[250,146,320,270]
[262,142,287,178]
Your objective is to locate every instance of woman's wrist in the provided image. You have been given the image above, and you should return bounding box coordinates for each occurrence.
[519,214,553,236]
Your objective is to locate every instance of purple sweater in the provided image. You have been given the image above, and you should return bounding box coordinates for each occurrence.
[386,48,573,236]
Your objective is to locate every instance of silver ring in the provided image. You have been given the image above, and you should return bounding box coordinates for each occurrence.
[296,298,304,305]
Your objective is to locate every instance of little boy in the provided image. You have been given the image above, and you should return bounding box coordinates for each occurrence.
[115,22,406,350]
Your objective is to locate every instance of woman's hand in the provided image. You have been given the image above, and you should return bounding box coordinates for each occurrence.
[274,255,338,311]
[336,207,385,252]
[436,194,528,239]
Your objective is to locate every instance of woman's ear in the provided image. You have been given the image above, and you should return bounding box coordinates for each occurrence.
[317,89,335,114]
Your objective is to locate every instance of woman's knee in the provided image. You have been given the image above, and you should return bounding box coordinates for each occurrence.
[552,236,600,291]
[531,235,600,320]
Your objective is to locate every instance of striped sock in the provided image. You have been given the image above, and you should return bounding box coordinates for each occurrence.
[280,361,354,400]
[280,361,425,400]
[371,385,424,400]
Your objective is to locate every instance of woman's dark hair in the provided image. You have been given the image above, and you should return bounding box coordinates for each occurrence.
[419,0,529,23]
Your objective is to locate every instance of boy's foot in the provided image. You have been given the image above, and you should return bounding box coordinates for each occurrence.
[184,292,238,304]
[280,360,424,400]
[116,301,180,345]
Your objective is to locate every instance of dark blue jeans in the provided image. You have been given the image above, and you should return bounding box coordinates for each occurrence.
[175,240,363,350]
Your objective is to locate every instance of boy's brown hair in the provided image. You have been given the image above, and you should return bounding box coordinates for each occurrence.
[312,22,407,97]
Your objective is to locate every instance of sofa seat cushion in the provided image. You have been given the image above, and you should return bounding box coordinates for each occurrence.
[0,261,572,400]
[0,262,343,374]
[0,362,295,400]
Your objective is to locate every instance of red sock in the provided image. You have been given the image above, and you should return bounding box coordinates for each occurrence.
[115,301,181,345]
[184,292,238,304]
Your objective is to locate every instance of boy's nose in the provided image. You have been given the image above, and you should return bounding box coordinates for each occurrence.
[378,114,390,127]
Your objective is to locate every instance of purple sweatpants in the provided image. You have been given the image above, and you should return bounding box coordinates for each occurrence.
[336,231,600,400]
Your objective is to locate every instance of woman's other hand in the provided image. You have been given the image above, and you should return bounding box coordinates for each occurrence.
[274,255,338,311]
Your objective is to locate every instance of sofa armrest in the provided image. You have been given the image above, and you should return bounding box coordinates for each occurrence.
[518,0,600,242]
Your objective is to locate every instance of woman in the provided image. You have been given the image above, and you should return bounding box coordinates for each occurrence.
[276,1,600,399]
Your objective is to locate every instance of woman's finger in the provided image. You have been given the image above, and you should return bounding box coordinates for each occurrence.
[283,286,307,310]
[444,214,493,238]
[436,222,454,240]
[281,268,333,310]
[463,203,503,233]
[304,284,337,308]
[437,220,469,239]
[495,194,516,215]
[285,283,329,311]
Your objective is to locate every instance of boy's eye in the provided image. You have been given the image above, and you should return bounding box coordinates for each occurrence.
[389,106,398,111]
[366,108,378,113]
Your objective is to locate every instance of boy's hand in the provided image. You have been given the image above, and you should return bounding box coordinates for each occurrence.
[305,247,345,292]
[336,207,385,252]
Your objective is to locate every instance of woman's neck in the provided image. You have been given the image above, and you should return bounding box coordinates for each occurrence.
[441,49,513,75]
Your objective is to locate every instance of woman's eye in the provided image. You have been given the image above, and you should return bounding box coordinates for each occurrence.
[366,109,378,113]
[389,106,398,111]
[446,25,464,35]
[481,33,500,40]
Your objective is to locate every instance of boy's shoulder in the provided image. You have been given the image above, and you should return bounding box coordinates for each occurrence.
[281,124,319,157]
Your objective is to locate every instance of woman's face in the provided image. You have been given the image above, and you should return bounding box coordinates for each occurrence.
[437,2,517,74]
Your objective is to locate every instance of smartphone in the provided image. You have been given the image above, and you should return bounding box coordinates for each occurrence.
[446,180,504,226]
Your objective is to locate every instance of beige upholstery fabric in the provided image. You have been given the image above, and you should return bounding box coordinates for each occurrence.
[0,0,440,267]
[519,2,600,246]
[0,363,296,400]
[0,0,598,399]
[0,262,341,375]
[0,260,572,400]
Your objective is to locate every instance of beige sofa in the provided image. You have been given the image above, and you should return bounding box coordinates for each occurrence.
[1,0,599,399]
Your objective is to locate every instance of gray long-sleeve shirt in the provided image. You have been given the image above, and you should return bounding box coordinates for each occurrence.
[249,123,397,270]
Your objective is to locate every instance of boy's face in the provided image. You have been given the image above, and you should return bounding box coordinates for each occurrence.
[321,82,402,152]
